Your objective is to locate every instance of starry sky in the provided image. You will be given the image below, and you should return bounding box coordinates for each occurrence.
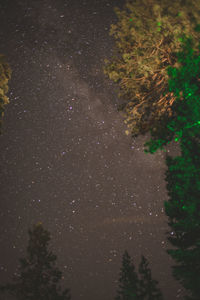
[0,0,185,299]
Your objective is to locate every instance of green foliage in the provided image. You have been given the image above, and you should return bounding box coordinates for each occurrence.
[142,30,200,299]
[163,136,200,300]
[0,54,12,134]
[115,251,163,300]
[103,0,200,137]
[0,223,71,300]
[144,34,200,154]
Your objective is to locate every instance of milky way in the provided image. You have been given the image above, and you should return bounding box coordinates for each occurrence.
[0,0,184,299]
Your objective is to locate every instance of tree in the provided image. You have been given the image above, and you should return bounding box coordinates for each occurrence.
[142,34,200,299]
[163,136,200,300]
[103,0,200,138]
[138,255,163,300]
[115,251,163,299]
[0,53,12,134]
[0,222,71,300]
[115,250,140,299]
[144,33,200,154]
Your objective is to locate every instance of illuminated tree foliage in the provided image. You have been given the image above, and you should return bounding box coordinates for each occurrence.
[0,223,71,300]
[103,0,200,138]
[144,34,200,154]
[115,250,163,300]
[143,35,200,299]
[0,54,12,134]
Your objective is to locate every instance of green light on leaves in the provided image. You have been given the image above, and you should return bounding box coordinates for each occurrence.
[157,22,162,31]
[171,121,200,142]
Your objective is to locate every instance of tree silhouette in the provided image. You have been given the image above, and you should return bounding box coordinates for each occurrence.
[115,251,163,299]
[0,222,71,300]
[164,136,200,300]
[115,250,140,299]
[138,255,163,300]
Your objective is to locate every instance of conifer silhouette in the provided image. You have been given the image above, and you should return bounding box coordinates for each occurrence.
[0,223,71,300]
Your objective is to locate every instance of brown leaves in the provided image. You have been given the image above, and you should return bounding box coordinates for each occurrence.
[0,54,12,134]
[103,0,200,137]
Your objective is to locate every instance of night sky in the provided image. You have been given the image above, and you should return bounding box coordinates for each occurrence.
[0,0,185,299]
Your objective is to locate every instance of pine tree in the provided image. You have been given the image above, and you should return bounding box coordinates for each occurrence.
[115,251,163,300]
[115,250,140,299]
[0,222,71,300]
[164,136,200,300]
[103,0,200,138]
[143,34,200,299]
[138,255,163,300]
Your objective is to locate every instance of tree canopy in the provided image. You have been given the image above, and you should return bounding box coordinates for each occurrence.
[142,33,200,299]
[103,0,200,138]
[143,34,200,154]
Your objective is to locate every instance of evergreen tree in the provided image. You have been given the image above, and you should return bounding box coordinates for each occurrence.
[115,250,140,299]
[143,34,200,299]
[115,251,163,300]
[138,255,163,300]
[103,0,200,138]
[164,136,200,300]
[0,222,71,300]
[0,53,12,134]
